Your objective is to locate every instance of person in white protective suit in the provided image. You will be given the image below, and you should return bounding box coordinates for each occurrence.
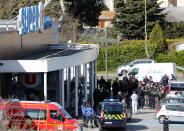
[131,91,138,114]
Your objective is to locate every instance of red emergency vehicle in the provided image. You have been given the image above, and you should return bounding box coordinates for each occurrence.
[0,100,82,131]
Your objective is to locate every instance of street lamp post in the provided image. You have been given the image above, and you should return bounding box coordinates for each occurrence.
[105,28,108,80]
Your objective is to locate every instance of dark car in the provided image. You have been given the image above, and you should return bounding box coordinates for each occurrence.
[94,99,130,131]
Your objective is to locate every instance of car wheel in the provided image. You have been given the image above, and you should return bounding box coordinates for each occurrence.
[121,70,128,76]
[159,115,166,124]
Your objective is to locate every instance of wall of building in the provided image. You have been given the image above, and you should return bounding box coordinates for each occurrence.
[0,29,53,59]
[104,0,114,11]
[105,20,113,28]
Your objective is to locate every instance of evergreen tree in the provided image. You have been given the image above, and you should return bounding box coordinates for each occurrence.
[148,23,168,58]
[113,0,166,40]
[65,0,104,26]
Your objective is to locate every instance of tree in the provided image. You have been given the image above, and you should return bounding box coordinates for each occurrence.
[113,0,166,40]
[148,23,168,58]
[0,0,40,19]
[65,0,104,27]
[0,0,104,27]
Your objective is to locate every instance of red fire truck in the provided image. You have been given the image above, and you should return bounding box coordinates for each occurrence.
[0,100,82,131]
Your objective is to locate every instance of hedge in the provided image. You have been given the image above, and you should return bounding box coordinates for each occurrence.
[97,41,146,71]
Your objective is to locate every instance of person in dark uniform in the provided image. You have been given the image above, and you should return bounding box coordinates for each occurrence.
[99,76,106,89]
[143,76,149,84]
[163,116,169,131]
[112,77,119,99]
[149,87,156,109]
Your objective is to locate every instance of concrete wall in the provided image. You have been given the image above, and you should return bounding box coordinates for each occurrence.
[0,29,53,59]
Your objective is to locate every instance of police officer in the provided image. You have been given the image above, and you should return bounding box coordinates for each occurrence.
[99,76,106,89]
[84,104,94,128]
[149,87,156,109]
[163,116,170,131]
[112,77,119,99]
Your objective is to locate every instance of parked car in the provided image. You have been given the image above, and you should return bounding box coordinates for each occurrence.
[93,99,130,131]
[158,97,184,108]
[116,59,156,76]
[0,99,82,131]
[155,103,184,124]
[167,81,184,98]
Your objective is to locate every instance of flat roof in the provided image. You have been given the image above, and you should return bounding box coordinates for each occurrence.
[0,44,99,73]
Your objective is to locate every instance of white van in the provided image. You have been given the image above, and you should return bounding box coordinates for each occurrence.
[128,63,177,82]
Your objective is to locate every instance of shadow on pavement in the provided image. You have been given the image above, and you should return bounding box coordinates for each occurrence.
[126,124,149,131]
[128,118,143,123]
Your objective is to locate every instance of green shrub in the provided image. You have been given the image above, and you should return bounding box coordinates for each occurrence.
[164,22,184,39]
[148,24,168,58]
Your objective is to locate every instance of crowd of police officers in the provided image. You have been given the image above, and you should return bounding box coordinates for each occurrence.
[93,74,176,111]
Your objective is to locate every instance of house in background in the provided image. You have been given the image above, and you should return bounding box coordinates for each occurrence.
[98,0,115,28]
[158,0,184,22]
[98,11,115,28]
[158,0,184,8]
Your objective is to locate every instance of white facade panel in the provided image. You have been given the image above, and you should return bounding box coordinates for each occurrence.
[0,44,99,73]
[0,60,48,73]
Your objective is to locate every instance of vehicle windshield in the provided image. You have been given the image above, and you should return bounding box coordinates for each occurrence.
[129,68,139,75]
[54,102,72,119]
[170,83,184,91]
[60,108,72,120]
[104,105,123,114]
[125,61,132,66]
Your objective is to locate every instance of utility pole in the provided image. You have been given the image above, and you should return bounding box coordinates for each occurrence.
[144,0,149,59]
[105,28,108,80]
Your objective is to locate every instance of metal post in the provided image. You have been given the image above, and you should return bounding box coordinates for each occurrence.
[84,64,87,101]
[90,62,94,107]
[105,28,108,80]
[94,60,98,89]
[67,68,71,107]
[75,66,79,117]
[61,70,65,108]
[59,70,64,107]
[44,72,47,102]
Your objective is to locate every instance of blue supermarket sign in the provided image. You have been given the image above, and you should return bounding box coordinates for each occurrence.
[18,2,44,35]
